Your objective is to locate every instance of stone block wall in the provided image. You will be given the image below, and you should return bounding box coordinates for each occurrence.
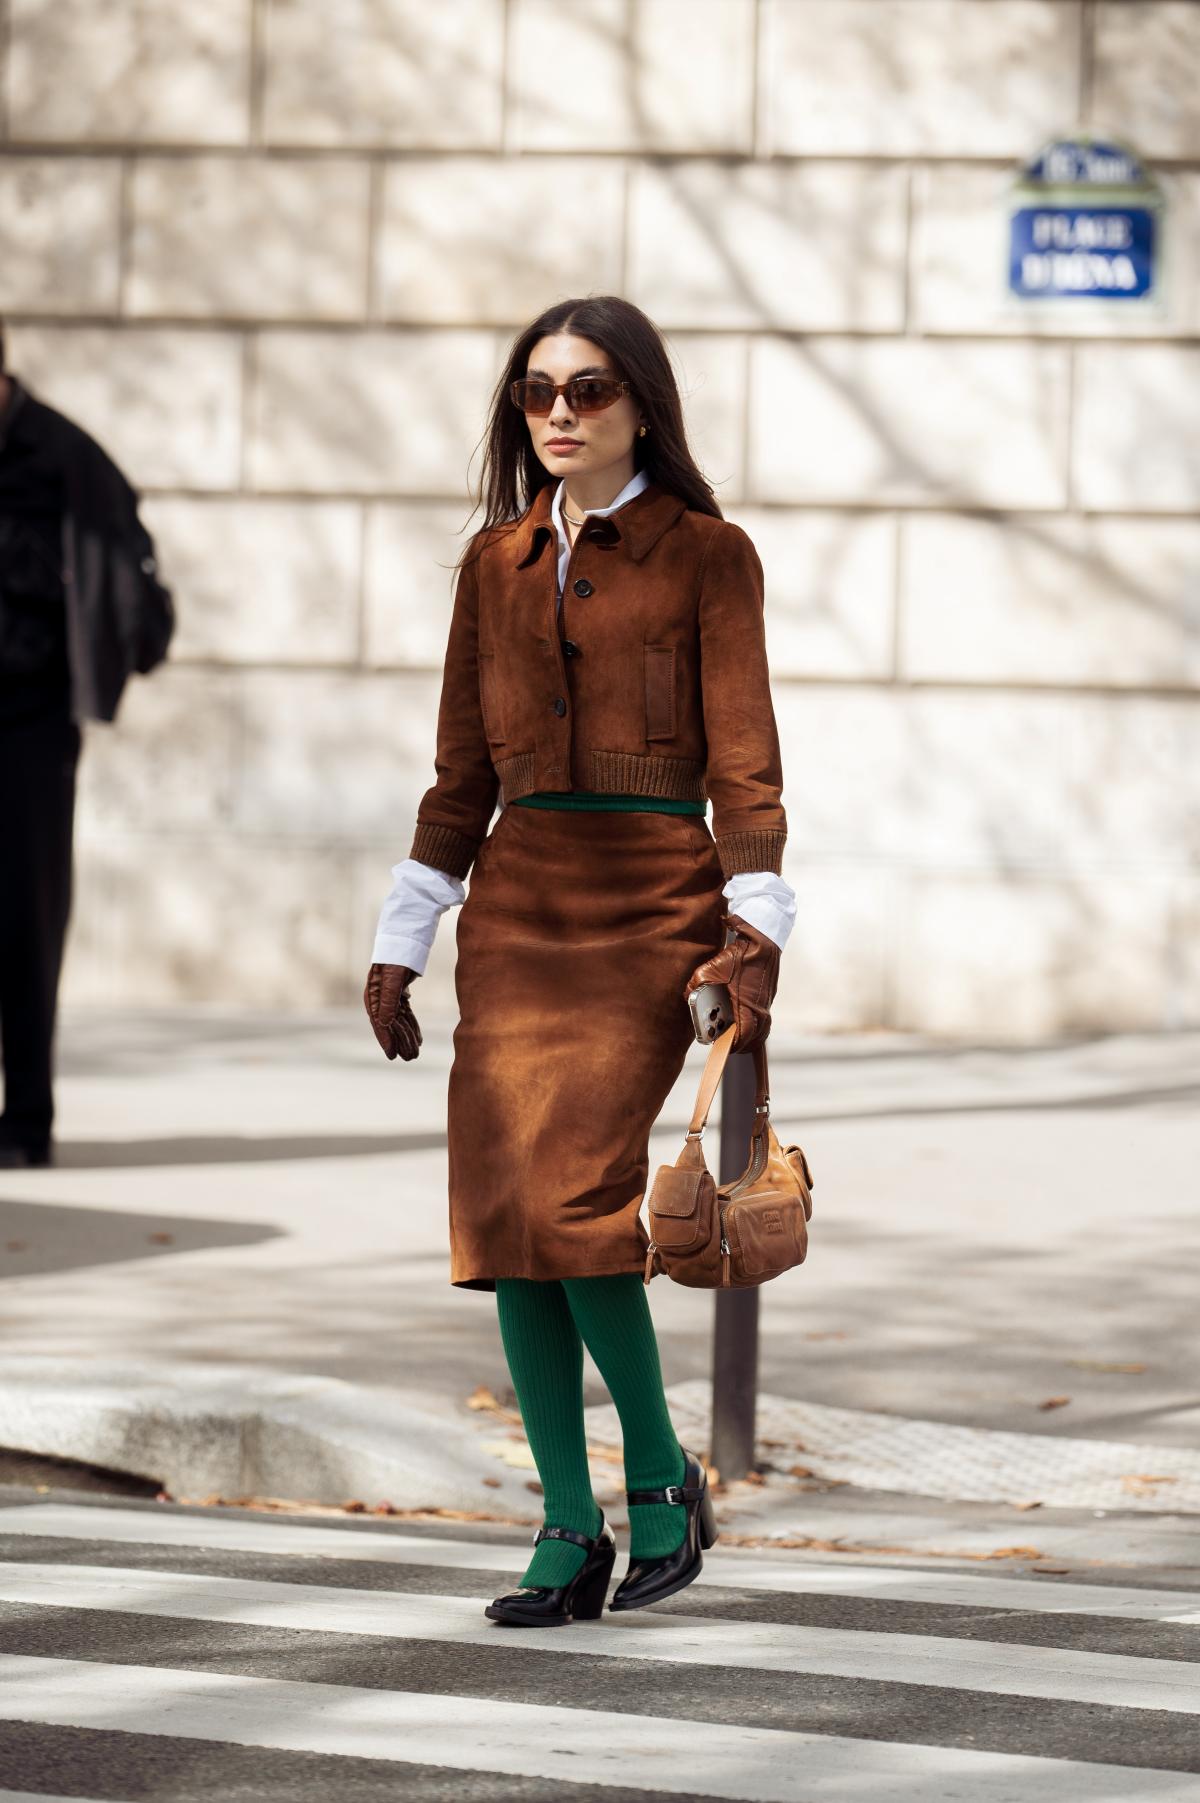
[2,0,1197,1037]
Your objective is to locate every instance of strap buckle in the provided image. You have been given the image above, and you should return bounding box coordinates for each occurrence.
[662,1483,685,1505]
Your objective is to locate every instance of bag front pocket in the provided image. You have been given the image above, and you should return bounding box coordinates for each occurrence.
[724,1192,809,1278]
[478,650,505,747]
[647,1162,716,1252]
[643,643,676,741]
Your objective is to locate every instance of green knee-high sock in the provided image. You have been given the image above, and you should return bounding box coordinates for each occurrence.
[561,1274,688,1560]
[495,1277,604,1588]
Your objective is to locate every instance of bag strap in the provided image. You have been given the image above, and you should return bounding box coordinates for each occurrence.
[686,1023,769,1138]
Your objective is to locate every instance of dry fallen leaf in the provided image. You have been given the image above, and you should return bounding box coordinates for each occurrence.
[147,1231,174,1245]
[788,1464,816,1479]
[1067,1359,1147,1375]
[1121,1473,1177,1494]
[975,1546,1044,1561]
[1038,1396,1071,1411]
[342,1499,367,1513]
[803,1331,847,1342]
[465,1384,523,1424]
[1012,1500,1044,1511]
[525,1480,543,1495]
[172,1492,537,1523]
[715,1533,1043,1562]
[1032,1566,1072,1575]
[480,1437,536,1470]
[743,1469,766,1486]
[481,1476,501,1488]
[584,1440,624,1464]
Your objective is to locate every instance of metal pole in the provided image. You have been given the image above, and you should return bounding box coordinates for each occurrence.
[709,1048,760,1481]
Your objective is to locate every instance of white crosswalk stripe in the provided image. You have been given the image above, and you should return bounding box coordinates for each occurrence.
[2,1498,1199,1802]
[3,1500,1197,1622]
[0,1794,120,1803]
[2,1560,1198,1715]
[2,1655,1197,1803]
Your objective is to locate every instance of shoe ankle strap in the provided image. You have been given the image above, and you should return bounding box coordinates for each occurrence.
[625,1480,704,1507]
[532,1522,601,1551]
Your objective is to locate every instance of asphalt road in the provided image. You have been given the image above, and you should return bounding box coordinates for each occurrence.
[1,1485,1199,1799]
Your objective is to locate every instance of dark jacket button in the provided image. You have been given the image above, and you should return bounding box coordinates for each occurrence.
[573,577,594,597]
[562,639,580,658]
[552,696,567,716]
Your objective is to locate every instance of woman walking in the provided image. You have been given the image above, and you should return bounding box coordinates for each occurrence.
[364,296,795,1625]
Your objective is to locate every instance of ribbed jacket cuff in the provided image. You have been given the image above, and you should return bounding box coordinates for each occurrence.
[408,822,480,881]
[715,830,787,879]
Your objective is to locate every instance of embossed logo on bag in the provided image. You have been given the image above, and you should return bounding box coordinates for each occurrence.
[762,1209,784,1234]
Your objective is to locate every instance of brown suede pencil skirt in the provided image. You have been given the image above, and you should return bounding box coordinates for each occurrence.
[446,802,727,1290]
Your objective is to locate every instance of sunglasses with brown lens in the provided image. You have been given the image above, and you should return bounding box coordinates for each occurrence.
[510,375,631,416]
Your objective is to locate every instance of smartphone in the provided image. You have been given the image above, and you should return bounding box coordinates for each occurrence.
[689,981,734,1043]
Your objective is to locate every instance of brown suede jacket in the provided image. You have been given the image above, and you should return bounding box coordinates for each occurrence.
[408,479,787,883]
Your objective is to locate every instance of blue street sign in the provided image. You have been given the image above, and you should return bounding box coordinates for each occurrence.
[1010,204,1156,299]
[1008,136,1163,306]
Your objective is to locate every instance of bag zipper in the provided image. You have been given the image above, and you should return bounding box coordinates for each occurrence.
[723,1129,768,1201]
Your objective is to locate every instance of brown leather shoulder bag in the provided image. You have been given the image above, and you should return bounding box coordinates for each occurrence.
[643,1024,814,1288]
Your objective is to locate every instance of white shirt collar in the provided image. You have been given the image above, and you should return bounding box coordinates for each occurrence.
[550,467,651,599]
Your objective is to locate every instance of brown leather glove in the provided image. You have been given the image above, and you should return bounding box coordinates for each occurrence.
[685,912,780,1053]
[363,963,422,1062]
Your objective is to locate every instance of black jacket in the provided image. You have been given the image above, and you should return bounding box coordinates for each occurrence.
[3,377,174,722]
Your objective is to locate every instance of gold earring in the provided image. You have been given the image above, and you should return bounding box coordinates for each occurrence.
[638,423,648,437]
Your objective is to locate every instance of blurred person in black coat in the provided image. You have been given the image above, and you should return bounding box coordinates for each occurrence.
[0,324,174,1167]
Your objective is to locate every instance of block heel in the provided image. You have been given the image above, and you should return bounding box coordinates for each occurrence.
[484,1513,616,1627]
[570,1545,617,1619]
[609,1443,715,1612]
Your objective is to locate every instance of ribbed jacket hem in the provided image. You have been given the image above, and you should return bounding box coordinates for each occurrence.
[453,1257,650,1291]
[589,750,707,800]
[495,750,537,796]
[715,829,787,878]
[498,749,706,805]
[409,821,479,880]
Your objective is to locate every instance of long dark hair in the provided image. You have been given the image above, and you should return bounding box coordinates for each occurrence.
[462,296,721,562]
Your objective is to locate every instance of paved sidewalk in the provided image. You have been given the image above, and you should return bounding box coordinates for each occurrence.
[1,1008,1197,1553]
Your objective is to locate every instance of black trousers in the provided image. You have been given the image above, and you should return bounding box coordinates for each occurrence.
[0,704,80,1153]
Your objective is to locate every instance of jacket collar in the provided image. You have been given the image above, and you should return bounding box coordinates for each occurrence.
[513,479,686,569]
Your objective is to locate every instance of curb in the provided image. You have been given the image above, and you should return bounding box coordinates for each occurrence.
[0,1357,538,1518]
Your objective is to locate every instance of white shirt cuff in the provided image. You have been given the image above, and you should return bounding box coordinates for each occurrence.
[722,870,797,953]
[372,856,467,974]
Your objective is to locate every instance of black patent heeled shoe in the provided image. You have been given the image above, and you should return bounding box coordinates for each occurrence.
[608,1444,718,1612]
[484,1514,616,1627]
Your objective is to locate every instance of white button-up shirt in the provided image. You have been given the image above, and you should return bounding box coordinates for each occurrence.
[372,478,797,971]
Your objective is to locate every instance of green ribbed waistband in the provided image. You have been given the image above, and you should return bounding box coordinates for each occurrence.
[510,790,707,815]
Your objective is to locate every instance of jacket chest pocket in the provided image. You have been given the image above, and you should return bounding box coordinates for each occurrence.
[477,650,506,747]
[643,643,676,741]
